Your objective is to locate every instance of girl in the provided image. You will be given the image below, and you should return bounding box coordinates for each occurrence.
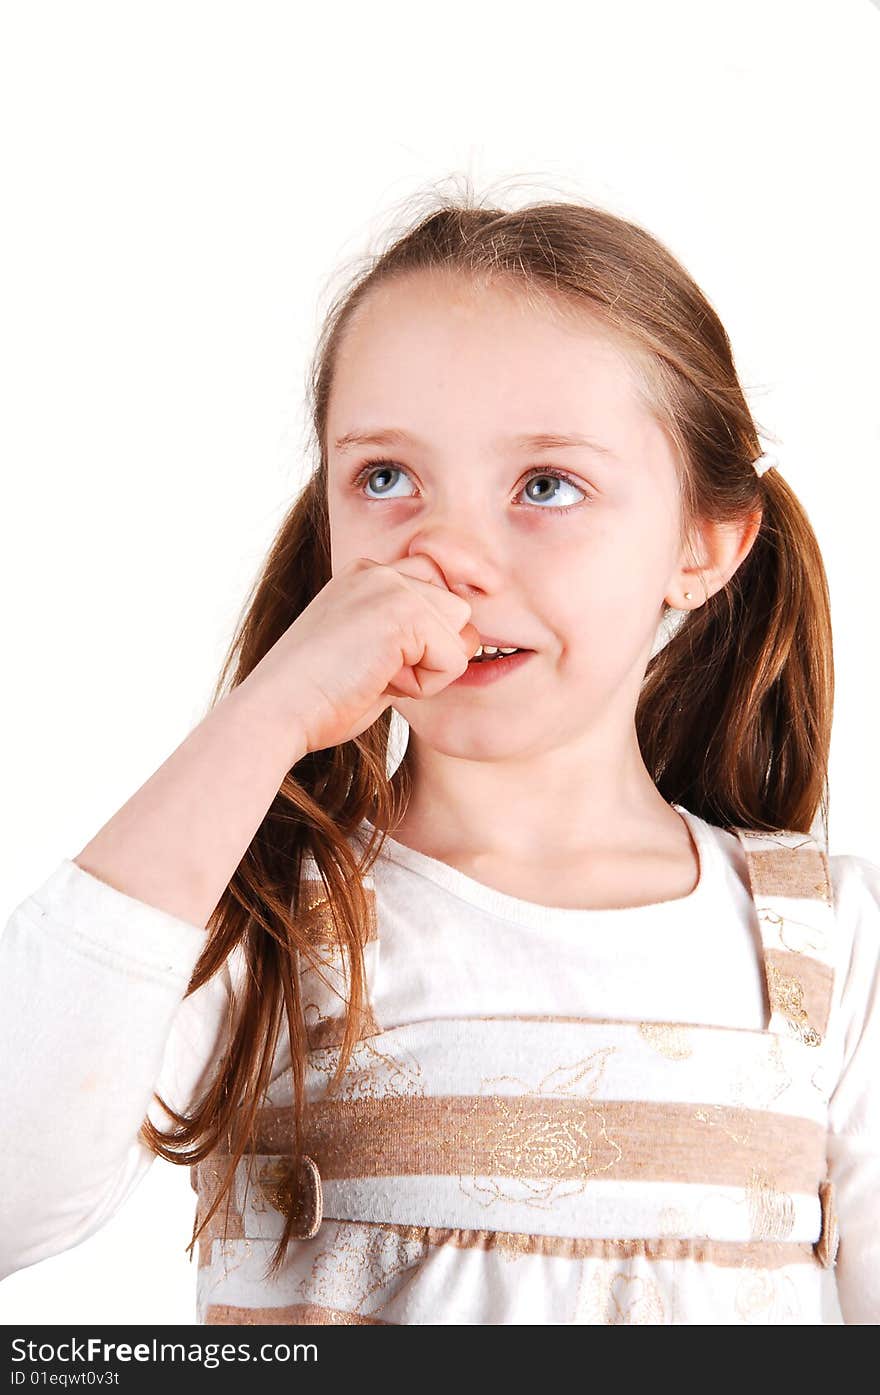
[1,195,878,1326]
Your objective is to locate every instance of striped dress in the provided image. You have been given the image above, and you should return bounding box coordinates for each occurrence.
[192,812,848,1325]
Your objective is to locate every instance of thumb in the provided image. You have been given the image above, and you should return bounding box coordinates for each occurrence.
[460,621,482,658]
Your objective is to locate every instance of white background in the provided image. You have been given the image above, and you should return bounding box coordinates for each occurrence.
[1,0,878,1324]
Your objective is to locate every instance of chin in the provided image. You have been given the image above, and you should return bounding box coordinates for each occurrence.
[403,716,538,760]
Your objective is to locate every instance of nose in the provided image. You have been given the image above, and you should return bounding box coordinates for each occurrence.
[406,523,503,598]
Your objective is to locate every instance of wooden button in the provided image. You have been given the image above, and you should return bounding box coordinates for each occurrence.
[289,1154,323,1239]
[814,1179,839,1269]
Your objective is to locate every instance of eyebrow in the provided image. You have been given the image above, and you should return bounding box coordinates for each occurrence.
[333,427,616,458]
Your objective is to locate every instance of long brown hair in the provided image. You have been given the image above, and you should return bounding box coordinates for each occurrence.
[138,183,834,1280]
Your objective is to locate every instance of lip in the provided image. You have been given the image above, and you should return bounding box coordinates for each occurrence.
[451,648,535,688]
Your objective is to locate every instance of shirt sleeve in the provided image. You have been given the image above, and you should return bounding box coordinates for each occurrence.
[0,857,233,1281]
[825,851,880,1324]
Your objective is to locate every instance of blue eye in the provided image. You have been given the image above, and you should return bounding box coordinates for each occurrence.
[354,460,416,500]
[520,472,586,509]
[351,458,589,512]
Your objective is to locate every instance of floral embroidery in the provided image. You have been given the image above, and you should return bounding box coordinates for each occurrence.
[731,1034,792,1111]
[297,1220,427,1317]
[757,906,828,956]
[746,1166,796,1241]
[454,1049,621,1209]
[694,1103,756,1147]
[638,1023,694,1059]
[576,1264,667,1324]
[766,963,822,1047]
[309,1028,427,1101]
[478,1047,616,1100]
[734,1270,803,1324]
[456,1094,624,1209]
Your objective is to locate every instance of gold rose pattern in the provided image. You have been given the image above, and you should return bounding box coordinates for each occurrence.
[453,1049,623,1210]
[295,1221,428,1319]
[765,961,823,1048]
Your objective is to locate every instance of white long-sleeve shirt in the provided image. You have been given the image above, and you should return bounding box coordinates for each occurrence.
[1,806,878,1322]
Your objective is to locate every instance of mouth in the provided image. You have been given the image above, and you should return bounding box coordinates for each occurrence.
[452,647,535,687]
[469,643,533,664]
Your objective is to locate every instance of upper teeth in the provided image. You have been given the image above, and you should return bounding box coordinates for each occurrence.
[474,645,520,657]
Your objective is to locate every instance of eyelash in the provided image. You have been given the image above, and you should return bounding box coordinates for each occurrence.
[350,457,590,513]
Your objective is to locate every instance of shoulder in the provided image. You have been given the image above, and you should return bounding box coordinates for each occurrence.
[829,849,880,915]
[821,852,880,1139]
[827,851,880,1004]
[705,822,880,981]
[711,820,879,920]
[812,852,880,1134]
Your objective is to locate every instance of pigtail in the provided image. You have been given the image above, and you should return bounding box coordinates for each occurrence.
[640,466,833,844]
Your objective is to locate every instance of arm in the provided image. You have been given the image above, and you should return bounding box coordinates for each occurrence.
[826,853,880,1324]
[0,675,307,1278]
[73,676,308,930]
[0,858,230,1279]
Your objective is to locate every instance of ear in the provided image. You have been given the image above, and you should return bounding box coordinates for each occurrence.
[665,509,763,608]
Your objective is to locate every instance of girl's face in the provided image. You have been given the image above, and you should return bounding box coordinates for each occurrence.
[326,270,688,763]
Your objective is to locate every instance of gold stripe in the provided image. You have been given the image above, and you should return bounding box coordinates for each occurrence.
[199,1224,820,1274]
[192,1156,245,1268]
[238,1097,825,1193]
[204,1302,389,1325]
[742,846,832,902]
[299,879,377,951]
[765,948,834,1041]
[361,1223,821,1268]
[306,1097,826,1191]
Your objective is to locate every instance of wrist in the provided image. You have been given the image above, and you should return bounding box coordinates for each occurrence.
[227,672,311,770]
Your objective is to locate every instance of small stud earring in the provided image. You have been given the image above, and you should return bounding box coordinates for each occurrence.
[683,591,692,601]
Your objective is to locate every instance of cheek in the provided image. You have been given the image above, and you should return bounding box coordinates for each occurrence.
[568,509,672,612]
[328,514,399,578]
[327,498,369,574]
[538,541,662,655]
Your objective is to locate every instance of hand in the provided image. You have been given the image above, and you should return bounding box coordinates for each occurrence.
[242,554,481,755]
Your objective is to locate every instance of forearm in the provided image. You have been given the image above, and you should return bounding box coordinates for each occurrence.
[74,677,307,929]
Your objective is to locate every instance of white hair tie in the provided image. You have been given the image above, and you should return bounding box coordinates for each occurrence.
[752,452,779,478]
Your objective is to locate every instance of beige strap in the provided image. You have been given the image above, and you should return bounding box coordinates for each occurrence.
[730,826,836,1043]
